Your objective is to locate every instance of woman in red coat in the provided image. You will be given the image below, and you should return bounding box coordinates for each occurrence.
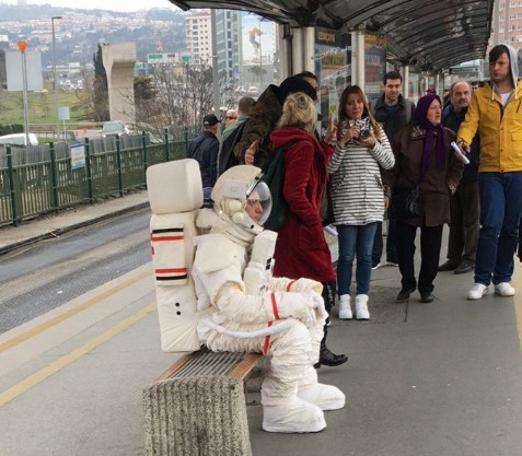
[270,92,347,367]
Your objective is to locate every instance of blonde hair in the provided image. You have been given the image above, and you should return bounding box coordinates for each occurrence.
[277,92,317,133]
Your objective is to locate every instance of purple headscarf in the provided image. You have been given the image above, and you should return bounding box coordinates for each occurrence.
[415,94,446,178]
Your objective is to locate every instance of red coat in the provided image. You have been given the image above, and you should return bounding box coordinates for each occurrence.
[270,127,336,282]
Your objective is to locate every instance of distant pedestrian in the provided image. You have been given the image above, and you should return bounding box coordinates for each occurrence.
[329,85,395,321]
[387,94,463,303]
[188,114,220,207]
[370,70,416,269]
[223,109,238,130]
[438,81,480,275]
[457,44,522,300]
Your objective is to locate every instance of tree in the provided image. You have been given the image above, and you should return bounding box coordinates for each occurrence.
[92,43,109,122]
[132,63,214,136]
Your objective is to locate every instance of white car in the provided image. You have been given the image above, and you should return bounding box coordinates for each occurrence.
[101,121,131,137]
[0,133,39,147]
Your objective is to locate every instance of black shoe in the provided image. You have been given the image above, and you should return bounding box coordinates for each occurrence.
[454,262,474,274]
[314,348,348,368]
[438,260,458,272]
[420,292,434,303]
[396,287,415,302]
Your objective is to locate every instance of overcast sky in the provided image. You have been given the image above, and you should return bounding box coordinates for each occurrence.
[1,0,180,11]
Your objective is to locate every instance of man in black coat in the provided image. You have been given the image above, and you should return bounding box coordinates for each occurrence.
[370,71,416,268]
[188,114,220,207]
[439,81,480,274]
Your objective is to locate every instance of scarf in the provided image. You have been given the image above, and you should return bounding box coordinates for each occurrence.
[415,94,446,178]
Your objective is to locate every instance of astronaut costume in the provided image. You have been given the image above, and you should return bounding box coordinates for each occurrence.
[192,165,345,433]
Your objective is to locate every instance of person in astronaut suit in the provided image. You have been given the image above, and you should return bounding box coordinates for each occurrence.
[191,164,345,433]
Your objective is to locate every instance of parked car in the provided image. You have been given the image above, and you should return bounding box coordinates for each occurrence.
[0,133,39,147]
[101,121,131,138]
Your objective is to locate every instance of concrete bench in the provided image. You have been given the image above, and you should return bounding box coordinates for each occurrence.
[143,349,262,456]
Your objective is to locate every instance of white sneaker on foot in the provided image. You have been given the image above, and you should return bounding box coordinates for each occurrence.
[338,294,352,320]
[371,262,382,270]
[467,283,489,300]
[495,282,515,297]
[355,294,370,320]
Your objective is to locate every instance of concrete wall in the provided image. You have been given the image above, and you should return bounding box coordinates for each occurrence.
[102,43,136,123]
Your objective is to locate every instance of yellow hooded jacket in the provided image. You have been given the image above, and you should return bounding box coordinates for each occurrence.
[457,45,522,173]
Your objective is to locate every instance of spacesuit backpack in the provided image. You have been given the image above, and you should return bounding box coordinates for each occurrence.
[146,159,203,352]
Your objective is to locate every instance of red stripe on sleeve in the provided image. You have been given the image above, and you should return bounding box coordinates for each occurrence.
[270,293,280,320]
[286,280,297,292]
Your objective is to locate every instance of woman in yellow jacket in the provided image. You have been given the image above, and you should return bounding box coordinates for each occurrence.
[457,43,522,300]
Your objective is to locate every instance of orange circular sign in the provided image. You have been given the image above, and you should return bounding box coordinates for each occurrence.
[17,40,27,52]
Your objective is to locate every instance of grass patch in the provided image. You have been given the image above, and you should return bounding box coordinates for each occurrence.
[0,90,92,127]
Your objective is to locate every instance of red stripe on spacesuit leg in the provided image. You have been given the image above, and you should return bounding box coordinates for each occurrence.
[270,293,280,320]
[286,280,297,292]
[262,321,273,355]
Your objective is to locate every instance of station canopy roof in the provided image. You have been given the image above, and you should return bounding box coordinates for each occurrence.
[169,0,494,71]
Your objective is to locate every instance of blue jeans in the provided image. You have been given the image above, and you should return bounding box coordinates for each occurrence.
[475,172,522,285]
[337,222,379,295]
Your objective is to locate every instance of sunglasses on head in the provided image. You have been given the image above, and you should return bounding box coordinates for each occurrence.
[225,116,237,120]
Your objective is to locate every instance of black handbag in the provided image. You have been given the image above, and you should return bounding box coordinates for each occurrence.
[394,186,422,220]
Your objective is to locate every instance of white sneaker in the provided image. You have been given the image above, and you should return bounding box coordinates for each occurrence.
[355,294,370,320]
[371,262,382,270]
[467,283,489,300]
[338,294,352,319]
[495,282,515,297]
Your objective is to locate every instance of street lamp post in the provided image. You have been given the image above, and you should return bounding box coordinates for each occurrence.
[17,40,30,148]
[51,16,62,93]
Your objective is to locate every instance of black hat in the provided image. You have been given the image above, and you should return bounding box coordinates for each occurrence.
[279,76,317,103]
[203,114,220,127]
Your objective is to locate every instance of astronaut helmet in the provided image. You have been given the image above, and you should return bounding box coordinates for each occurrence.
[211,165,272,234]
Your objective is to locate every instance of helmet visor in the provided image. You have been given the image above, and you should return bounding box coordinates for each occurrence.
[245,178,272,226]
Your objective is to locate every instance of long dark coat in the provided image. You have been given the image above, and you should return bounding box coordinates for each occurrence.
[386,124,463,227]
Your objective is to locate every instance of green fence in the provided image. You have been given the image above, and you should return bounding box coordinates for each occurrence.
[0,131,190,226]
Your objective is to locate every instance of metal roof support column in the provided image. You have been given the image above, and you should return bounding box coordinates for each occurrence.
[278,23,292,80]
[352,29,365,88]
[435,73,440,95]
[292,27,304,74]
[403,64,410,98]
[303,27,315,73]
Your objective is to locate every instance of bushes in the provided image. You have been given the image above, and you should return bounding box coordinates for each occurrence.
[0,124,24,136]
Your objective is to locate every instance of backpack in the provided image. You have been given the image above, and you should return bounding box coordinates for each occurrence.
[262,140,298,231]
[217,121,246,176]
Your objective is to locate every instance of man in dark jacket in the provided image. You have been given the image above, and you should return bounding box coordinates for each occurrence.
[439,81,480,274]
[188,114,220,207]
[370,71,416,268]
[234,73,318,169]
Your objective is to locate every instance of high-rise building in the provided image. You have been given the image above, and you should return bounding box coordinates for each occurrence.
[185,10,212,65]
[215,10,242,88]
[496,0,522,48]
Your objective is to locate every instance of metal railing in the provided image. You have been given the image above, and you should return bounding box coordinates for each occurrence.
[0,129,193,226]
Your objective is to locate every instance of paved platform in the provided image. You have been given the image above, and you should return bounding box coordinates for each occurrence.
[1,194,522,455]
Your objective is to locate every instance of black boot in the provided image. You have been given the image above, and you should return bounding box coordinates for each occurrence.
[315,282,348,368]
[315,346,348,368]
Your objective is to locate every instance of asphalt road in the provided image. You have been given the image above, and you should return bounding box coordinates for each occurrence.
[0,208,151,334]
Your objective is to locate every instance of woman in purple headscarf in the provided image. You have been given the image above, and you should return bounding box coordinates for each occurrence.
[385,94,463,303]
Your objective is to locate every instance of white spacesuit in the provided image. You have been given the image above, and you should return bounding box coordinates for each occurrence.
[192,165,345,433]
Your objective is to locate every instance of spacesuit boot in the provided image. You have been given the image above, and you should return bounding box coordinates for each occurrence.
[297,365,346,411]
[261,320,326,433]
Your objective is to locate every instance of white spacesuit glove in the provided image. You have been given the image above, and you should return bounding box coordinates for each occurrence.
[310,292,328,325]
[275,292,317,328]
